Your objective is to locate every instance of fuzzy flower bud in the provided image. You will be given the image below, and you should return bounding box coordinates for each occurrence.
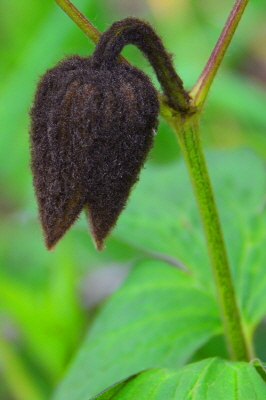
[30,22,159,251]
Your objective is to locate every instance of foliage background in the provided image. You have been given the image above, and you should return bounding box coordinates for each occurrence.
[0,0,266,399]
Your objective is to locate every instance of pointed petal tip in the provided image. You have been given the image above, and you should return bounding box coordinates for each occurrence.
[89,225,106,251]
[44,234,59,252]
[91,235,106,252]
[86,207,107,251]
[46,244,55,252]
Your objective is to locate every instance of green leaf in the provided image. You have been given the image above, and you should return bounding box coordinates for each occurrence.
[114,149,266,327]
[90,374,138,400]
[91,358,266,400]
[53,260,220,400]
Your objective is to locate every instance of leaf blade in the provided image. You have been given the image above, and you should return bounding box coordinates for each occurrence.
[53,259,220,400]
[91,358,266,400]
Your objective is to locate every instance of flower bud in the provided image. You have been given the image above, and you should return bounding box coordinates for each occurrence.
[30,52,159,250]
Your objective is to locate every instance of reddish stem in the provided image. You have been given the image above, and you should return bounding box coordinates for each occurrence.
[190,0,249,108]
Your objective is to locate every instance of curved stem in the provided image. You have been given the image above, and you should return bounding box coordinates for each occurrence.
[54,0,189,113]
[54,0,130,64]
[92,18,190,113]
[165,112,252,361]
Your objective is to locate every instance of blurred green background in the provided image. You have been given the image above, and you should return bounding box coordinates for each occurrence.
[1,0,266,399]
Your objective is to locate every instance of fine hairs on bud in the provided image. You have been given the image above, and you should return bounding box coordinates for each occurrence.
[30,19,160,251]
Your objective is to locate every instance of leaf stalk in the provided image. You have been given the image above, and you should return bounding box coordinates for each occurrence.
[190,0,250,108]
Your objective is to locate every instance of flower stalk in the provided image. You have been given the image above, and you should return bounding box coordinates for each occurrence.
[54,1,190,113]
[92,18,190,112]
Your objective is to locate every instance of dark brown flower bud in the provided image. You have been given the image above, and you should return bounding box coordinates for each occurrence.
[30,41,159,250]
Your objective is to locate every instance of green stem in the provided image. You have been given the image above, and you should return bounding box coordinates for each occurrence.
[190,0,250,108]
[54,0,100,44]
[165,112,252,361]
[54,0,129,65]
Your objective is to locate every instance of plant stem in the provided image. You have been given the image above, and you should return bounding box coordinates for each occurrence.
[165,112,252,361]
[172,0,252,360]
[54,0,129,65]
[190,0,250,108]
[54,0,100,44]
